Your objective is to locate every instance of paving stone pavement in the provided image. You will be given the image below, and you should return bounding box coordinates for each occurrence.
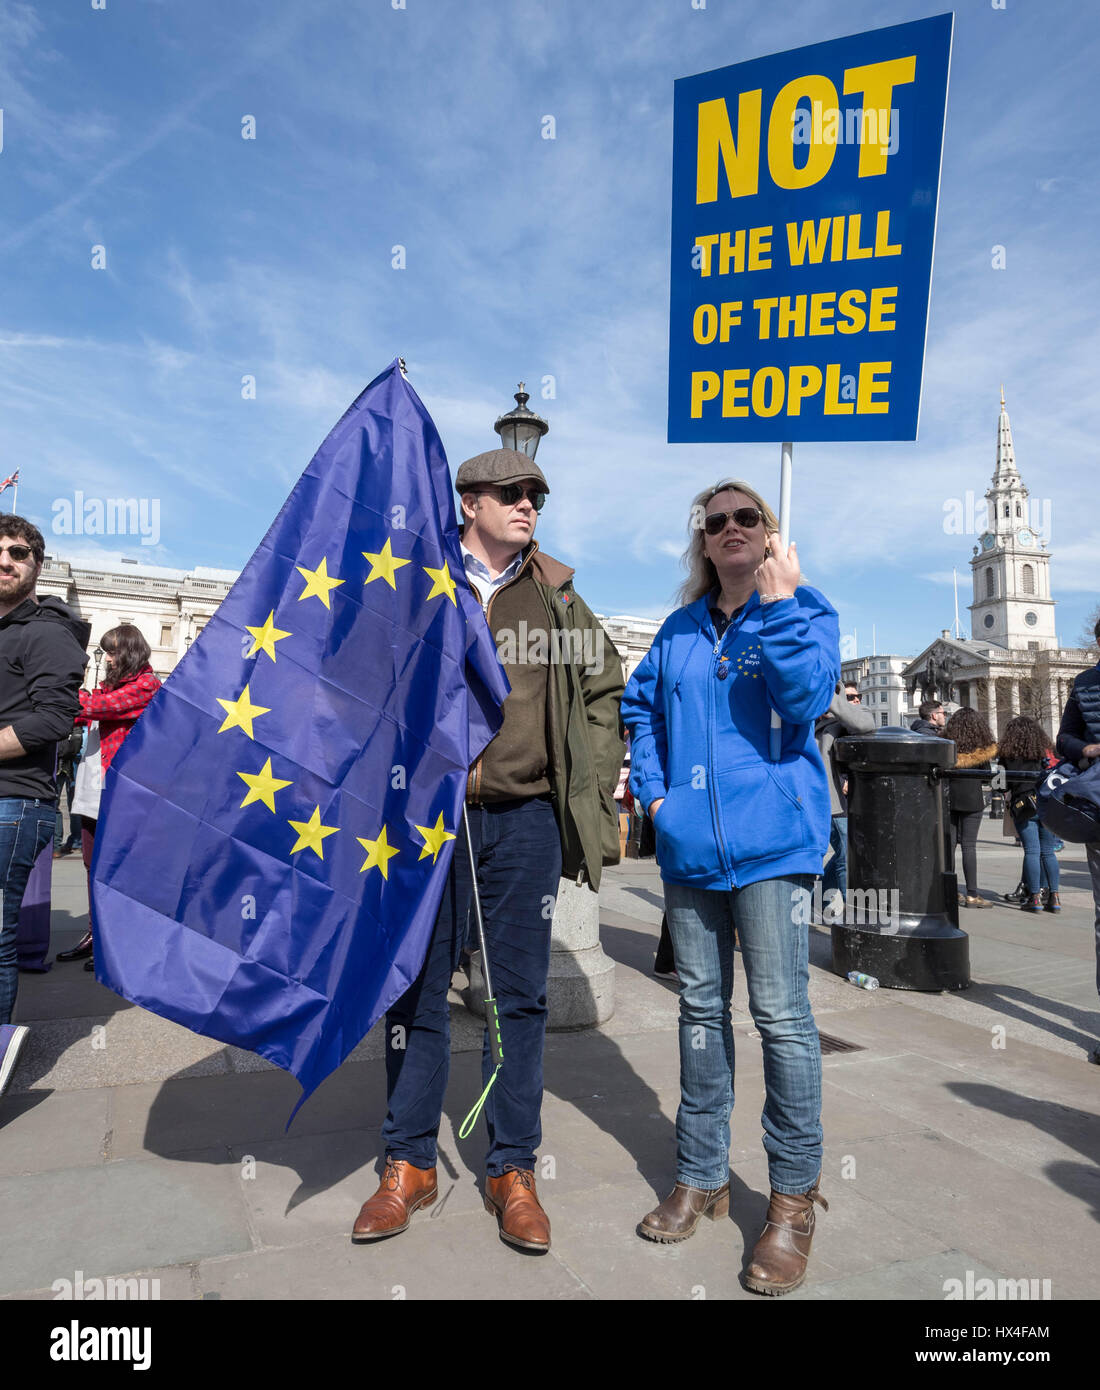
[2,836,1097,1305]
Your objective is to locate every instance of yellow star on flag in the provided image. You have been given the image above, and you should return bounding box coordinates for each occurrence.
[356,825,401,879]
[288,805,340,860]
[244,611,291,663]
[423,561,457,606]
[363,539,411,591]
[237,757,293,812]
[217,683,270,739]
[415,812,457,863]
[295,556,344,609]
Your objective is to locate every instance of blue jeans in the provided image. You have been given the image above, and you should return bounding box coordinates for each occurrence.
[1013,810,1059,896]
[822,815,847,902]
[664,875,822,1195]
[382,796,562,1175]
[0,797,58,1025]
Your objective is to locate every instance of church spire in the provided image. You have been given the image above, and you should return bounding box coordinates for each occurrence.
[992,385,1021,487]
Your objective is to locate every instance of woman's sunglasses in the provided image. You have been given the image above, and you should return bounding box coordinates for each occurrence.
[703,506,764,536]
[482,483,547,512]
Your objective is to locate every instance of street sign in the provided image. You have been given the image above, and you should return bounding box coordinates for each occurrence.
[668,13,953,444]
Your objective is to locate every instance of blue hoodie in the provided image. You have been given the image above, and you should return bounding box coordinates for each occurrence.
[621,587,840,890]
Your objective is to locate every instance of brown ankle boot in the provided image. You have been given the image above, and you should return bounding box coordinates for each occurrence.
[743,1179,828,1296]
[484,1168,550,1251]
[638,1181,730,1243]
[352,1158,437,1241]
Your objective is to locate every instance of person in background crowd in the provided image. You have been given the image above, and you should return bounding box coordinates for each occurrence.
[0,515,88,1099]
[998,716,1061,913]
[61,625,161,970]
[911,700,947,736]
[1002,729,1059,906]
[652,913,677,982]
[943,707,997,909]
[815,681,876,913]
[1055,615,1100,1061]
[622,478,838,1296]
[52,723,84,857]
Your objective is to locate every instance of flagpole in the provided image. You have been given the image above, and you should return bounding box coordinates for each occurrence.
[457,807,505,1138]
[769,440,793,760]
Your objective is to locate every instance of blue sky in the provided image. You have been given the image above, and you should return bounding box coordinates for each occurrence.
[1,0,1096,656]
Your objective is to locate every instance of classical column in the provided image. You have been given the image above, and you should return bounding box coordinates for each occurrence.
[1048,675,1061,735]
[1009,679,1020,719]
[990,672,1006,739]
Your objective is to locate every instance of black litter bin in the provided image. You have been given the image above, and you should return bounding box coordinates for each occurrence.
[832,726,970,991]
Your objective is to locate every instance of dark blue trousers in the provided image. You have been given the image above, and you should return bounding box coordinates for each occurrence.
[382,795,562,1175]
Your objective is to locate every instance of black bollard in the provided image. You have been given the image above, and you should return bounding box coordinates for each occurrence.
[832,727,970,991]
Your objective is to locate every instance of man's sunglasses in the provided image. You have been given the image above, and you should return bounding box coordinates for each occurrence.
[846,693,861,702]
[0,544,34,562]
[703,506,764,536]
[481,483,546,512]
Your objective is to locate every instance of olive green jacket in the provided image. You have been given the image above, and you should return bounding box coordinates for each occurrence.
[466,540,625,890]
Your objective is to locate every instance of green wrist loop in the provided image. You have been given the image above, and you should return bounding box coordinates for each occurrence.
[458,997,505,1140]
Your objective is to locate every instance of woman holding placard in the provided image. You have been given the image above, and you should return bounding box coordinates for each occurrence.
[621,478,839,1296]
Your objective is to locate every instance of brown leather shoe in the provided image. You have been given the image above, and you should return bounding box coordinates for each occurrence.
[638,1182,729,1243]
[484,1168,550,1251]
[743,1179,828,1296]
[351,1158,437,1242]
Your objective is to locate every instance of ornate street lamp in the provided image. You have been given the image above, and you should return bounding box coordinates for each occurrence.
[494,383,549,460]
[93,644,103,689]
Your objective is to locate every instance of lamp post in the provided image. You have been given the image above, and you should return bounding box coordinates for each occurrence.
[464,384,616,1030]
[92,645,103,690]
[493,384,549,460]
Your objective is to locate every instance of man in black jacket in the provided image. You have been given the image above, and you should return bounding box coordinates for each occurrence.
[1056,617,1100,1050]
[0,516,89,1098]
[910,700,946,737]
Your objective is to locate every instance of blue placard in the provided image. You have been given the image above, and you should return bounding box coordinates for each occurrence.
[668,14,953,444]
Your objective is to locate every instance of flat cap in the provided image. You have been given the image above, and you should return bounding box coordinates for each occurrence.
[454,448,549,495]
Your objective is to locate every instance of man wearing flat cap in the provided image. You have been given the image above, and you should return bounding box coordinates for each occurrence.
[354,447,624,1251]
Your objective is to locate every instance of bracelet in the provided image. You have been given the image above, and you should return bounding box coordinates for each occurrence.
[759,593,795,604]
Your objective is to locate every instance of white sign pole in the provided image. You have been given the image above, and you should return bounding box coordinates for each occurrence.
[769,440,793,761]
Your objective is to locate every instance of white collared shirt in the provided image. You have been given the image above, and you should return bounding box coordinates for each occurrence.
[461,543,525,611]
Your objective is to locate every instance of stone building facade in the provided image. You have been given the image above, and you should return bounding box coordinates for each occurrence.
[36,551,666,695]
[37,555,236,688]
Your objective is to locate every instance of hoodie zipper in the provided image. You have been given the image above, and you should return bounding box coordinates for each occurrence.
[707,612,740,889]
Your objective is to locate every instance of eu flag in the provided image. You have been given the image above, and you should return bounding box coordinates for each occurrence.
[90,360,509,1113]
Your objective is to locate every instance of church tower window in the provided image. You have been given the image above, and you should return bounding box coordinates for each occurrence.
[1022,564,1035,595]
[985,567,994,598]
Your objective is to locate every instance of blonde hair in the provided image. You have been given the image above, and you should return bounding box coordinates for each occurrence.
[676,478,782,607]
